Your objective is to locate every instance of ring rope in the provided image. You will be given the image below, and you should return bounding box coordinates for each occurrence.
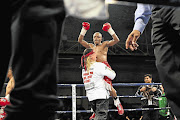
[57,83,163,120]
[58,95,143,99]
[56,107,171,114]
[4,83,162,87]
[57,83,162,87]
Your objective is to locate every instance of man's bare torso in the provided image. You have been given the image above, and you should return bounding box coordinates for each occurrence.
[89,42,108,62]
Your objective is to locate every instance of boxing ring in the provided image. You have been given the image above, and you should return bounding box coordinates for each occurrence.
[56,83,170,120]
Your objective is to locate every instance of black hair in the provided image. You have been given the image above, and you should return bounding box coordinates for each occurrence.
[144,74,152,78]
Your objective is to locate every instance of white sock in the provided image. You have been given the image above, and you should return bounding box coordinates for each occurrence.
[114,97,121,107]
[5,94,10,101]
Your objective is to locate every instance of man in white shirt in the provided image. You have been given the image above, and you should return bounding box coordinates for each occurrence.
[81,48,116,120]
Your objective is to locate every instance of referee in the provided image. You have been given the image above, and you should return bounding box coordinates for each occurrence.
[126,3,180,119]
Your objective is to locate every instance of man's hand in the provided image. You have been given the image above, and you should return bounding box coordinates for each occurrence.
[140,87,146,92]
[82,22,90,30]
[80,22,90,36]
[151,87,157,92]
[125,30,140,51]
[78,22,91,48]
[102,23,115,35]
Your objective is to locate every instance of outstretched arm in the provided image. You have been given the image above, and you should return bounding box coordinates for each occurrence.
[78,22,91,48]
[126,3,152,51]
[102,23,120,47]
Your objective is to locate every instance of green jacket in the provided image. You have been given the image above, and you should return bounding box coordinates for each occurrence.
[159,92,169,116]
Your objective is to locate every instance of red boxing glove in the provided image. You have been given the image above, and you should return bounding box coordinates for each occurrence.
[82,22,90,30]
[102,22,111,32]
[0,98,10,106]
[102,23,115,35]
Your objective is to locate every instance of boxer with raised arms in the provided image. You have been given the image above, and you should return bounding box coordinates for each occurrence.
[78,22,124,119]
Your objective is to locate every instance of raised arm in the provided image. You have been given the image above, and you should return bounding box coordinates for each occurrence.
[126,3,152,51]
[102,23,120,47]
[78,22,91,48]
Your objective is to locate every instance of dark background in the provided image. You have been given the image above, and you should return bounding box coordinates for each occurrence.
[1,2,162,120]
[56,3,160,119]
[58,3,157,84]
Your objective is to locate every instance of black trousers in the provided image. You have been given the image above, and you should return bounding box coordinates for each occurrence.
[4,0,65,120]
[142,110,159,120]
[151,7,180,119]
[90,99,109,120]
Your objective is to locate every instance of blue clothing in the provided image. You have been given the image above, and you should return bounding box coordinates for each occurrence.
[132,4,180,119]
[133,3,152,34]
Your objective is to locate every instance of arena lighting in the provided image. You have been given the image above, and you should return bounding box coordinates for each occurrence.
[115,0,180,6]
[106,0,180,6]
[106,0,136,6]
[105,0,118,4]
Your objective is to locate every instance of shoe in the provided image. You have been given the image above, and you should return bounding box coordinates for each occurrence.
[0,98,10,106]
[114,98,124,115]
[0,112,6,120]
[89,113,95,119]
[0,106,5,114]
[117,103,124,115]
[174,115,177,120]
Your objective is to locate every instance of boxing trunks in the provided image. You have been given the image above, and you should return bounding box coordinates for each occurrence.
[102,61,113,91]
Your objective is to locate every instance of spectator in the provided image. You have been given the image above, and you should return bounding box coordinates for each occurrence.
[135,74,162,120]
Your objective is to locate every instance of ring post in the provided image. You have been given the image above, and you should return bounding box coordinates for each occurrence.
[72,84,76,120]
